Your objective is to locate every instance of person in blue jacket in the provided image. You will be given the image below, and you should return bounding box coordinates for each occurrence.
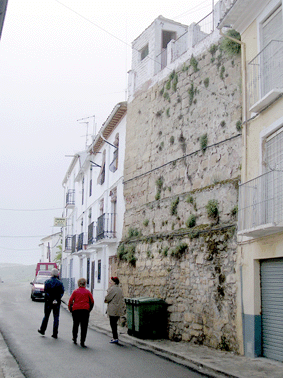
[38,268,64,339]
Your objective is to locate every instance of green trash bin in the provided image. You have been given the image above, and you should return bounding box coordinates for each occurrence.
[125,297,167,339]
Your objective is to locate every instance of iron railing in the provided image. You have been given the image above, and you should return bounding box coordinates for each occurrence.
[88,221,96,244]
[248,40,283,109]
[96,213,116,241]
[64,236,73,252]
[77,232,87,251]
[66,189,75,207]
[193,11,214,46]
[238,170,283,232]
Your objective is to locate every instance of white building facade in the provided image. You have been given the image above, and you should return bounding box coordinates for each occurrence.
[39,232,62,265]
[61,102,127,314]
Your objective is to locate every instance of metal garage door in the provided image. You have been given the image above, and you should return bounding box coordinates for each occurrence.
[261,258,283,362]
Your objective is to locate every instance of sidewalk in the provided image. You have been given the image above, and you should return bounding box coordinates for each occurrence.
[62,292,283,378]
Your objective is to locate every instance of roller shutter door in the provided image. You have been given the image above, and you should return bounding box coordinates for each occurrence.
[261,258,283,362]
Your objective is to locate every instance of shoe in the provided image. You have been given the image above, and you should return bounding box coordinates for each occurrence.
[51,334,58,339]
[72,339,77,345]
[80,343,87,348]
[38,329,45,336]
[110,339,118,344]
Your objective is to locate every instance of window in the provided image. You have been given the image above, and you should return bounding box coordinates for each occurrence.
[140,44,149,61]
[97,150,106,185]
[162,30,176,49]
[109,133,119,172]
[98,260,101,283]
[261,5,283,97]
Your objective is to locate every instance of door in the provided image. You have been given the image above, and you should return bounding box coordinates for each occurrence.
[261,258,283,362]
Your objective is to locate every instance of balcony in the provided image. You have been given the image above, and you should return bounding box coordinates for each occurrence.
[66,189,75,208]
[77,232,87,251]
[88,221,96,245]
[96,213,116,241]
[64,236,73,252]
[248,40,283,113]
[238,170,283,237]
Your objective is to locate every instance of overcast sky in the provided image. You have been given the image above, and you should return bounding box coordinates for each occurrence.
[0,0,213,265]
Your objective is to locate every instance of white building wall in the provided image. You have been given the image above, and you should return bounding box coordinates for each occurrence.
[61,107,126,314]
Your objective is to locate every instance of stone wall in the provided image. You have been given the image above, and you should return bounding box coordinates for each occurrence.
[119,40,242,352]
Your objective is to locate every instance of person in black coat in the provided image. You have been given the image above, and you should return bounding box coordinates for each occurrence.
[38,268,64,339]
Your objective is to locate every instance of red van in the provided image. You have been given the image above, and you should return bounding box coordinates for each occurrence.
[35,262,58,277]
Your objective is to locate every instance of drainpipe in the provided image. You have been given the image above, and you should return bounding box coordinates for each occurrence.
[220,28,247,182]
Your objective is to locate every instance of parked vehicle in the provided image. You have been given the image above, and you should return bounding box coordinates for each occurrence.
[30,275,49,301]
[35,262,57,277]
[37,270,52,278]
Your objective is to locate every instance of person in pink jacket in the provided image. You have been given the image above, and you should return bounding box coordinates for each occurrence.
[68,278,94,347]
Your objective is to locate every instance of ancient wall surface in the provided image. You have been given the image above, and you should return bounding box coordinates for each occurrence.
[119,40,242,352]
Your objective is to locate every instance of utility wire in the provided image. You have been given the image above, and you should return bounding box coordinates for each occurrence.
[0,235,47,238]
[0,207,62,212]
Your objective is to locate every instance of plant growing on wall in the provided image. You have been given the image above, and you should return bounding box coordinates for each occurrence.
[117,243,137,267]
[163,92,170,102]
[169,135,175,145]
[230,205,238,217]
[186,214,196,228]
[220,65,225,80]
[204,78,209,88]
[206,199,219,220]
[155,176,164,200]
[128,228,140,238]
[186,195,194,204]
[209,44,218,56]
[170,197,179,216]
[143,219,149,227]
[171,243,188,258]
[200,133,208,152]
[188,83,195,105]
[236,120,242,132]
[220,29,241,56]
[190,55,199,72]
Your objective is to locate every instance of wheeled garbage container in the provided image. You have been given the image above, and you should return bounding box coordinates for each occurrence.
[125,297,167,339]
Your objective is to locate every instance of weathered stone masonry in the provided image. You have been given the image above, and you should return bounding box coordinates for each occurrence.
[119,41,242,352]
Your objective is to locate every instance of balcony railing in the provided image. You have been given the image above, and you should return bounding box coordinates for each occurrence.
[66,189,75,207]
[248,40,283,112]
[155,11,214,74]
[238,170,283,237]
[88,221,96,245]
[96,213,116,241]
[65,236,73,252]
[77,232,87,251]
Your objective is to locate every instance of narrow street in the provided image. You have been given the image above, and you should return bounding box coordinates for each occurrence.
[0,283,206,378]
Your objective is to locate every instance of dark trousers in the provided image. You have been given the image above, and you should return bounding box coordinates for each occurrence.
[40,301,60,336]
[72,310,90,344]
[109,316,120,340]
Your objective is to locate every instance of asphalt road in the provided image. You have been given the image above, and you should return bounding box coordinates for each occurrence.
[0,282,207,378]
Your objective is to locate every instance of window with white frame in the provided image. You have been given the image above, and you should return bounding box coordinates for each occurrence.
[261,5,283,97]
[249,3,283,111]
